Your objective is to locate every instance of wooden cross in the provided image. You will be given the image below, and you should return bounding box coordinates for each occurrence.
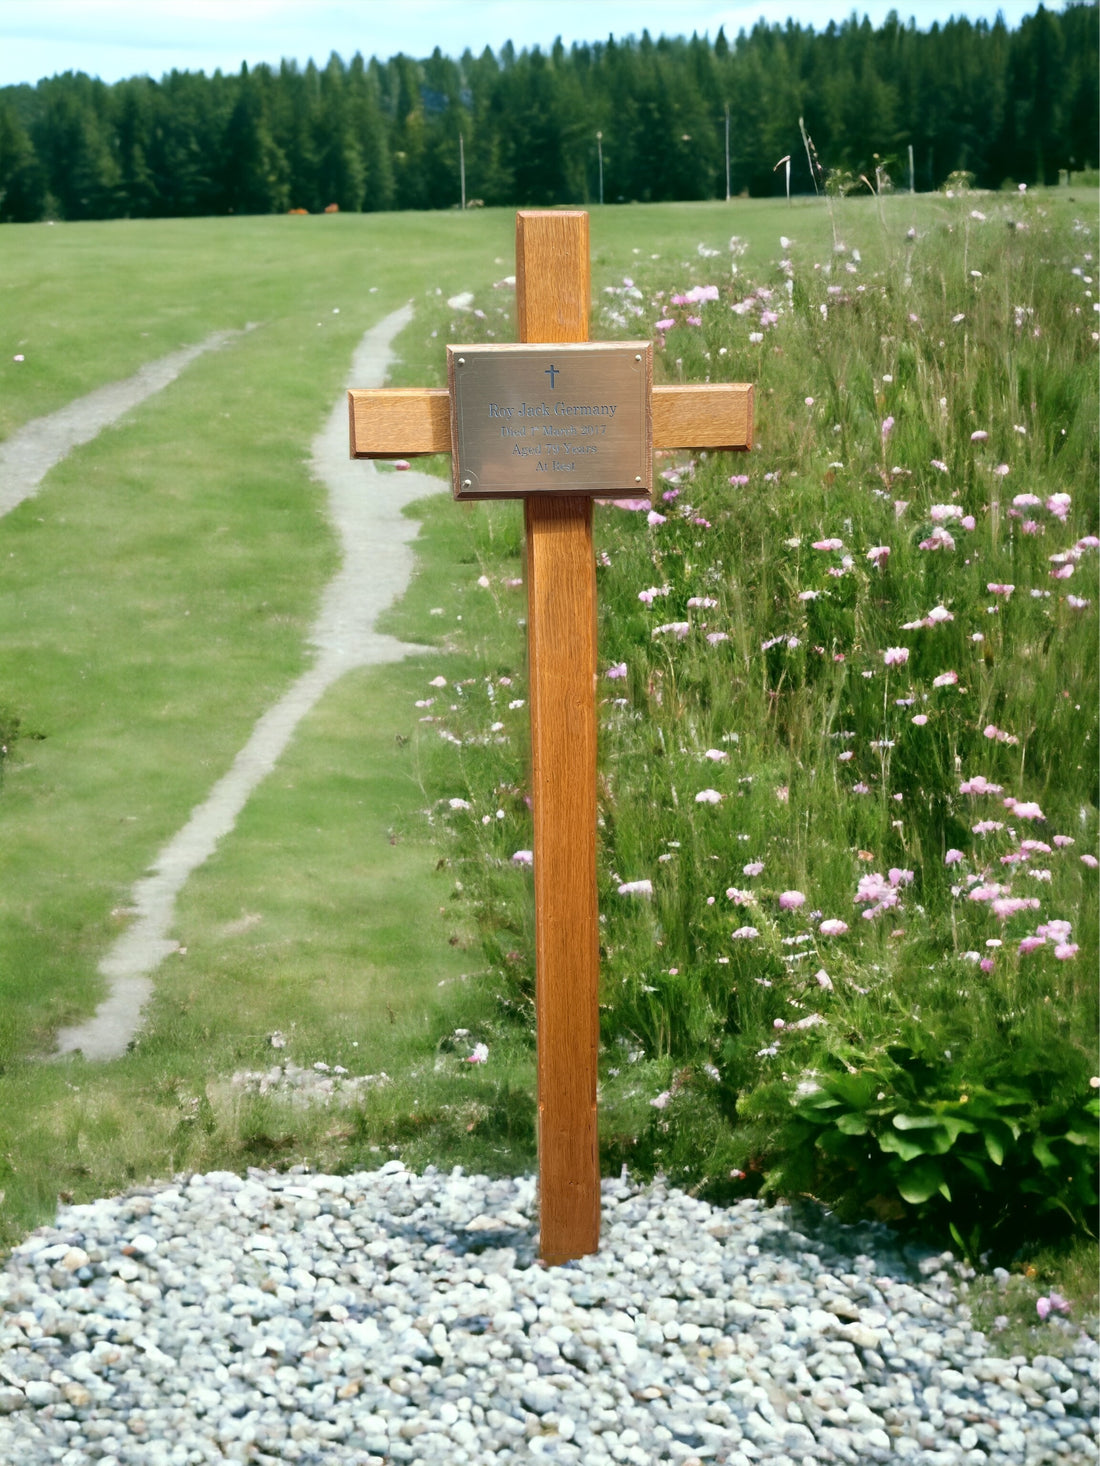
[349,211,752,1264]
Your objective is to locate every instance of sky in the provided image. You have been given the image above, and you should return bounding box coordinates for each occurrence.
[0,0,1051,89]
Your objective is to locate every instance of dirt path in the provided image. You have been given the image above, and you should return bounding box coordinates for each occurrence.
[0,331,251,517]
[53,306,443,1060]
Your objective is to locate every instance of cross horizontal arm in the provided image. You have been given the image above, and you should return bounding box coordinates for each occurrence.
[348,383,753,458]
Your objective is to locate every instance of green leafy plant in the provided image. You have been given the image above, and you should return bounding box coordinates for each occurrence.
[751,1040,1098,1262]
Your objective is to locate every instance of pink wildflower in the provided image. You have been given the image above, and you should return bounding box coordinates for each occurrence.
[617,878,652,896]
[855,872,895,906]
[960,775,1003,795]
[812,538,844,551]
[731,926,760,939]
[818,918,849,936]
[991,897,1041,919]
[1037,920,1072,943]
[779,890,806,910]
[606,662,628,680]
[1003,798,1045,821]
[984,724,1020,746]
[971,430,989,441]
[1046,492,1072,520]
[883,646,909,666]
[695,789,723,804]
[920,528,956,551]
[987,583,1014,597]
[866,545,890,568]
[932,670,959,687]
[743,861,765,876]
[1037,1292,1071,1321]
[512,850,534,866]
[945,849,965,865]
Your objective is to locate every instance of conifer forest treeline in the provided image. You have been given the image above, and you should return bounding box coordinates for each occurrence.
[0,4,1096,222]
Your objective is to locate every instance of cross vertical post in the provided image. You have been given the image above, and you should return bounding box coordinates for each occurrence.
[515,211,601,1264]
[347,210,753,1266]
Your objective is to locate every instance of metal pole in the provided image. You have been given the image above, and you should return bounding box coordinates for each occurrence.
[596,132,603,206]
[459,133,466,210]
[725,105,731,201]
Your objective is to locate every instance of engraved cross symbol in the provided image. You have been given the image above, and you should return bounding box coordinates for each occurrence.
[349,211,752,1265]
[544,363,560,388]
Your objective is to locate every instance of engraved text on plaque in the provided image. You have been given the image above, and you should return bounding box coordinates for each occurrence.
[446,342,653,500]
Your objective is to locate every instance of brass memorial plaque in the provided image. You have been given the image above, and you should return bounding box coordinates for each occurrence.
[446,342,653,500]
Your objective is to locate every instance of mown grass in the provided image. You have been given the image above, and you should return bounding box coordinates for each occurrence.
[0,194,1096,1345]
[0,208,520,1245]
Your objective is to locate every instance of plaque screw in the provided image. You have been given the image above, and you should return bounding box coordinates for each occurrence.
[458,357,466,366]
[635,354,642,361]
[462,479,472,489]
[635,475,642,484]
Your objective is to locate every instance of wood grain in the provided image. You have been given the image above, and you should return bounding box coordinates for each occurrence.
[517,211,601,1265]
[652,382,753,451]
[349,382,753,458]
[347,387,450,458]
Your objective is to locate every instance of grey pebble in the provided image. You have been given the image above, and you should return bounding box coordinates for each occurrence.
[0,1164,1095,1464]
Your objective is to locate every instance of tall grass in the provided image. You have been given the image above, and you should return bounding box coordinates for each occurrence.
[402,189,1098,1264]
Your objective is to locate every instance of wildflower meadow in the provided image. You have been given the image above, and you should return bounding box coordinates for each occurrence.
[399,186,1098,1269]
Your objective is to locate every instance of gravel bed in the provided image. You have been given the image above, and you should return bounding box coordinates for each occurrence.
[0,1164,1095,1465]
